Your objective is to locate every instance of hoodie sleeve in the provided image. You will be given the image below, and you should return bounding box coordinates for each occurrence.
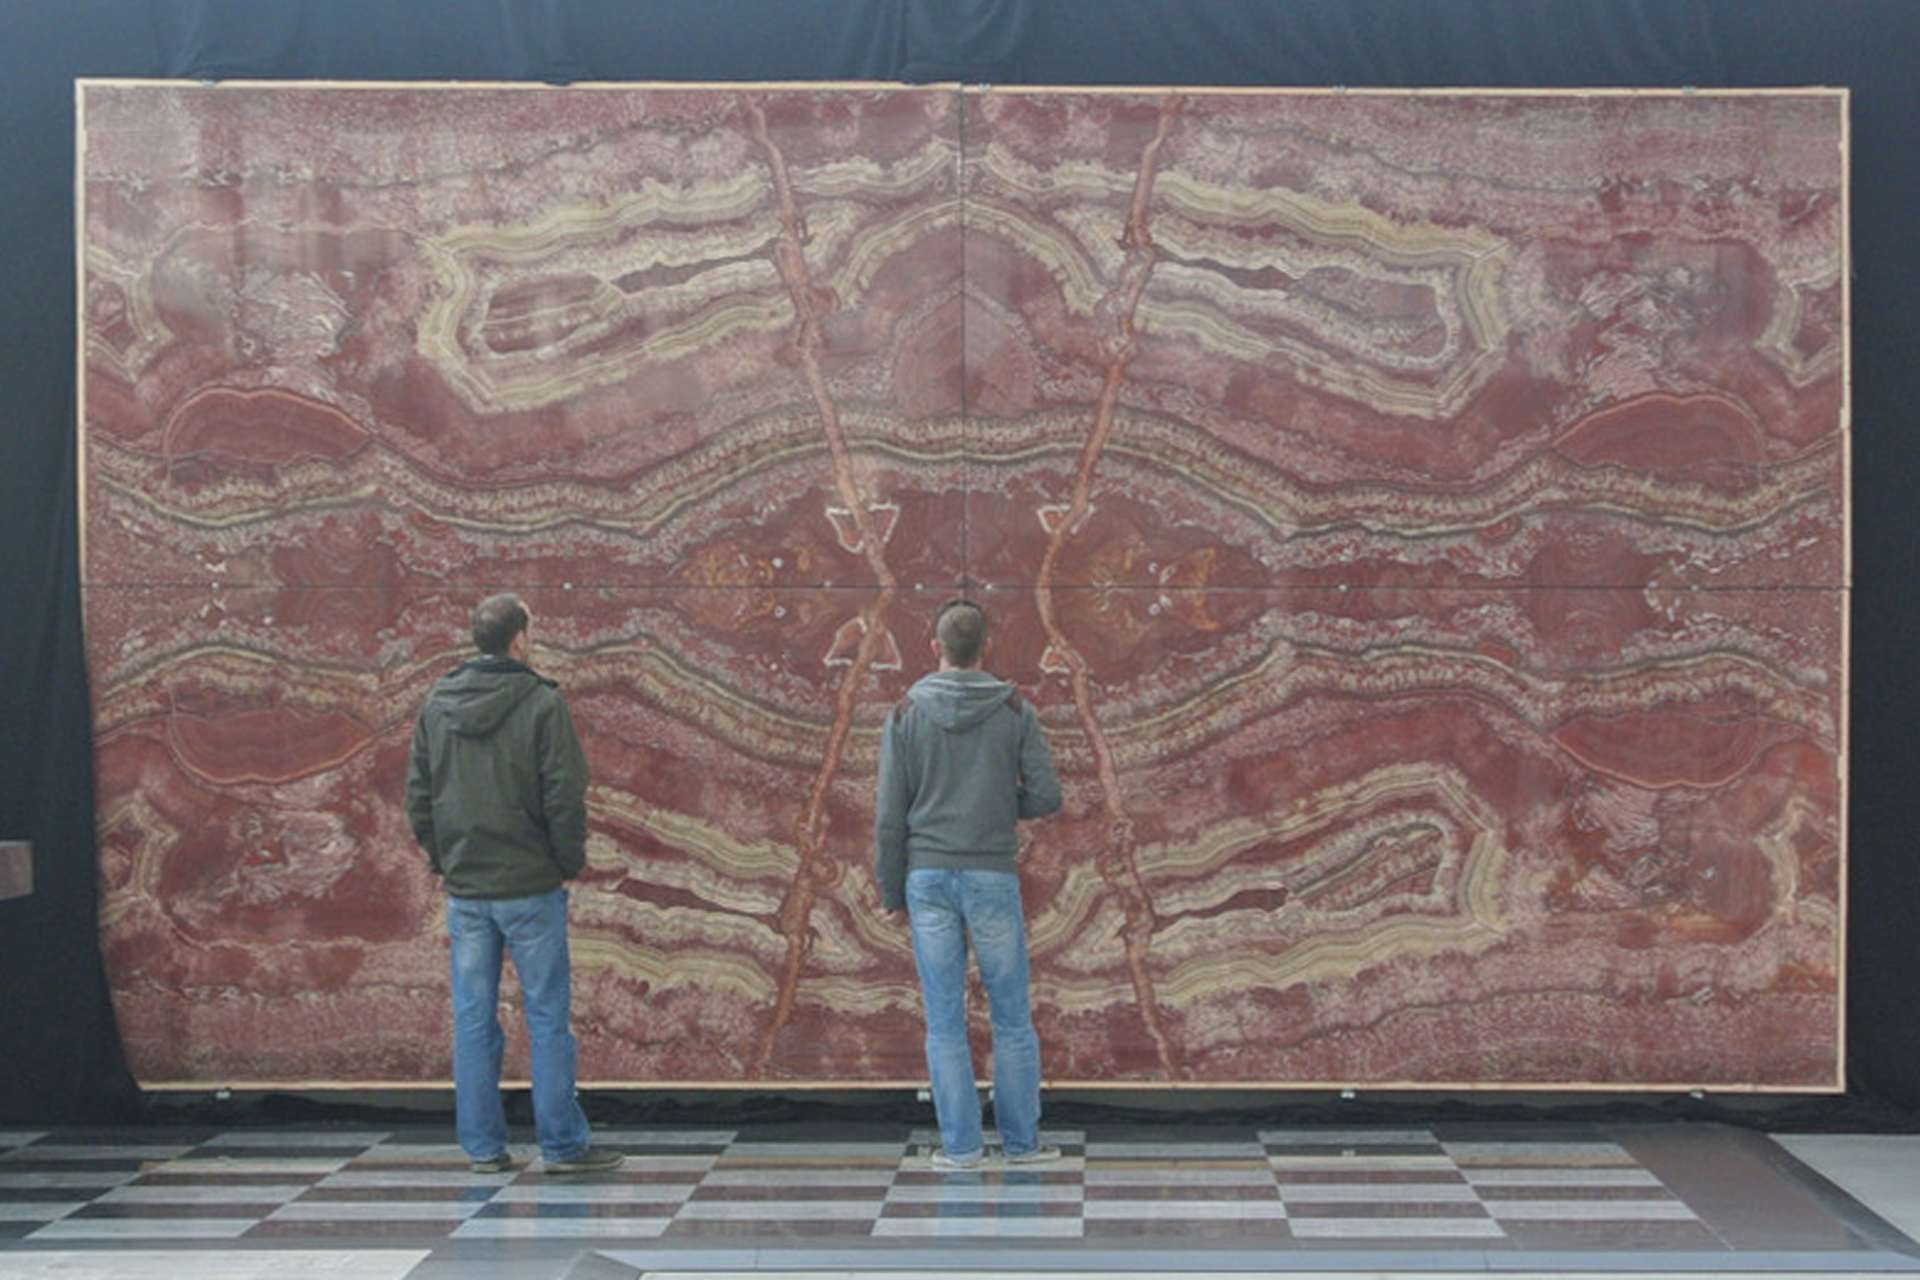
[405,702,441,874]
[539,693,591,878]
[1016,701,1062,820]
[873,704,912,910]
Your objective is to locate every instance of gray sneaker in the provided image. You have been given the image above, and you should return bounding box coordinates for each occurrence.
[1004,1144,1062,1165]
[546,1145,623,1175]
[469,1151,517,1175]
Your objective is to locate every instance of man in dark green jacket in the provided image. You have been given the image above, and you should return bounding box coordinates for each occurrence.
[407,593,619,1176]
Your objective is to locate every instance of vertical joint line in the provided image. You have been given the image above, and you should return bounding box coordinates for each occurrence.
[957,88,972,588]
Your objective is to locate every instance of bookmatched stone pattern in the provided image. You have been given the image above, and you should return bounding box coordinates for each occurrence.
[78,84,1847,1089]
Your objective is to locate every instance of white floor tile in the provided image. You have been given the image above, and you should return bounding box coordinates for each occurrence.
[28,1218,262,1241]
[0,1250,427,1279]
[452,1216,671,1238]
[1082,1197,1289,1219]
[869,1215,1083,1238]
[1285,1215,1506,1238]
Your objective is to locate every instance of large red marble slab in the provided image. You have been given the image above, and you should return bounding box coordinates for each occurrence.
[78,83,1847,1089]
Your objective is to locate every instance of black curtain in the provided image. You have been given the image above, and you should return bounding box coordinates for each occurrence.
[0,0,152,1124]
[4,0,1914,1122]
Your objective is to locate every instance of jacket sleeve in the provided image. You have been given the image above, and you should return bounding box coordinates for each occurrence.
[1016,702,1062,820]
[873,707,911,911]
[540,694,591,878]
[404,706,441,874]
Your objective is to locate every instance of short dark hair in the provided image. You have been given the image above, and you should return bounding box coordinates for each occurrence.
[935,597,986,667]
[472,592,529,656]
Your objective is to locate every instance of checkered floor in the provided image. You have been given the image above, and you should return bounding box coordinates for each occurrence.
[2,1120,1916,1276]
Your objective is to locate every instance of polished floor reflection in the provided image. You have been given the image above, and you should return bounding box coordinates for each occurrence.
[2,1120,1916,1278]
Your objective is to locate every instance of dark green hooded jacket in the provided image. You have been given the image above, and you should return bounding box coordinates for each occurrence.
[406,656,589,899]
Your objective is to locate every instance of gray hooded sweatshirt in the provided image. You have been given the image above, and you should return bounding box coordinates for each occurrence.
[873,669,1062,911]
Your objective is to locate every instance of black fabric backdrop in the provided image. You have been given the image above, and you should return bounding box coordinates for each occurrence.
[4,0,1914,1125]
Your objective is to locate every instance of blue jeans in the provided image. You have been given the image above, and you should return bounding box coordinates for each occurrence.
[447,887,593,1162]
[905,868,1043,1160]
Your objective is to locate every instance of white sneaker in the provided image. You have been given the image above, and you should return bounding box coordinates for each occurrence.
[930,1149,983,1171]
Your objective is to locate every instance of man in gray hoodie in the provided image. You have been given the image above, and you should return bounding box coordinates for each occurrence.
[875,597,1063,1169]
[407,593,620,1177]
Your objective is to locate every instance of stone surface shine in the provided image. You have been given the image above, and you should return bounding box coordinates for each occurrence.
[77,83,1848,1088]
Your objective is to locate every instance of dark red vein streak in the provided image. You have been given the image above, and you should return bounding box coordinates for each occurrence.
[742,95,900,1077]
[1034,100,1185,1079]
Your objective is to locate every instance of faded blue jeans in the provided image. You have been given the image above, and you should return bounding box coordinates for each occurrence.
[447,886,593,1163]
[905,868,1043,1160]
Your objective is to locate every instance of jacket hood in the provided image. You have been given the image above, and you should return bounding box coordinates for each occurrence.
[909,669,1016,731]
[431,657,552,738]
